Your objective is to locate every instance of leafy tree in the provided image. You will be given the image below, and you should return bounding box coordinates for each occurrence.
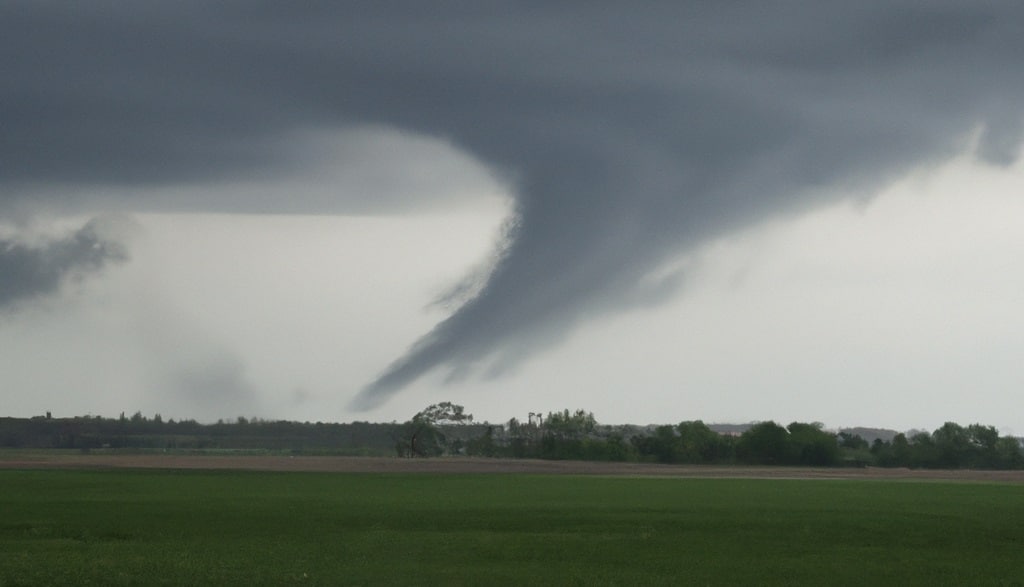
[932,422,971,468]
[397,402,473,458]
[908,432,939,468]
[995,436,1024,469]
[538,410,597,459]
[890,433,912,467]
[416,402,473,426]
[838,432,869,451]
[736,421,791,465]
[465,426,500,457]
[967,424,1000,468]
[677,420,730,463]
[870,438,891,465]
[501,417,538,458]
[787,422,839,466]
[543,409,596,440]
[633,425,681,463]
[838,432,872,466]
[595,434,636,462]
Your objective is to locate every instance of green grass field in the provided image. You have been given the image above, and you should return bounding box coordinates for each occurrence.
[2,470,1022,586]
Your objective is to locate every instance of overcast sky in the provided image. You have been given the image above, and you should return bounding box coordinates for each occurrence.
[2,3,1022,432]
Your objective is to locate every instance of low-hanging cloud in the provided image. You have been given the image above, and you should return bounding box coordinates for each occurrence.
[0,218,129,310]
[2,3,1023,409]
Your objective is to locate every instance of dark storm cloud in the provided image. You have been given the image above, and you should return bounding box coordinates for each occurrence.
[0,219,128,309]
[2,3,1023,407]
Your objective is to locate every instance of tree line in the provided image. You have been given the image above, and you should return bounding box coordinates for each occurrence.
[3,407,1022,470]
[406,405,1024,470]
[0,413,410,456]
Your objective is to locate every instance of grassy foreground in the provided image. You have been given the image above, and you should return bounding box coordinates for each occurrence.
[1,470,1023,586]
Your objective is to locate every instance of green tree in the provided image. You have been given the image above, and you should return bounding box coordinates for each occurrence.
[967,424,1000,468]
[908,432,939,468]
[416,402,473,426]
[736,421,791,465]
[838,432,872,466]
[543,409,596,440]
[633,425,682,463]
[503,417,539,458]
[787,422,839,466]
[397,402,473,458]
[594,434,636,462]
[539,410,596,459]
[891,433,912,467]
[838,432,869,451]
[677,420,729,463]
[995,436,1023,469]
[932,422,971,468]
[465,426,499,457]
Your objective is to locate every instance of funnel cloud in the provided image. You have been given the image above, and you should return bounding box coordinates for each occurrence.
[2,3,1023,411]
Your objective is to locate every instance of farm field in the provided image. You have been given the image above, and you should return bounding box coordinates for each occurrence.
[2,467,1023,586]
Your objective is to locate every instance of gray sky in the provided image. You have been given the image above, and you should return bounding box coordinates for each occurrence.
[2,3,1023,431]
